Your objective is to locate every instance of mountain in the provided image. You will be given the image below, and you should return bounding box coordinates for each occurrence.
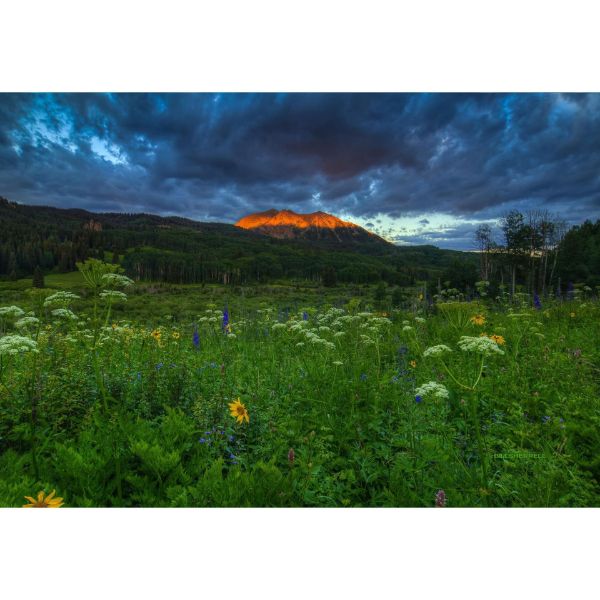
[236,209,389,245]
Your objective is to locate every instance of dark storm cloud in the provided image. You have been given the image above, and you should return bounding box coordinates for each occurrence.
[1,93,599,248]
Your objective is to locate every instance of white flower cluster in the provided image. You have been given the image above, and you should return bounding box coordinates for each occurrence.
[15,316,40,330]
[423,344,453,358]
[0,335,38,356]
[415,317,426,324]
[457,336,504,356]
[0,305,25,319]
[101,273,134,288]
[415,381,450,400]
[51,308,78,321]
[44,291,80,308]
[100,290,128,302]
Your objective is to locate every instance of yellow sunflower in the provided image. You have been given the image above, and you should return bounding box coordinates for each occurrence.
[172,331,180,340]
[489,334,506,345]
[229,398,249,424]
[409,360,417,368]
[150,329,161,341]
[23,490,64,508]
[470,314,486,326]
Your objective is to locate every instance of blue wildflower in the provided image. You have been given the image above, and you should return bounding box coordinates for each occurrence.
[302,311,309,321]
[398,346,408,355]
[533,293,542,310]
[222,306,229,333]
[415,395,423,403]
[193,327,200,349]
[155,362,163,370]
[228,435,234,442]
[542,416,551,424]
[199,437,207,444]
[360,373,368,382]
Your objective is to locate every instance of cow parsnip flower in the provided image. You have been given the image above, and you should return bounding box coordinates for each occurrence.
[458,336,504,356]
[229,398,249,424]
[0,305,25,319]
[43,291,80,308]
[15,316,40,329]
[0,335,39,356]
[100,290,128,302]
[100,273,134,288]
[415,381,450,400]
[51,308,78,320]
[423,344,453,358]
[23,489,64,508]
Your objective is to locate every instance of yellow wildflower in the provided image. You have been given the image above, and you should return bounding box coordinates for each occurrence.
[570,312,576,318]
[470,314,486,326]
[409,360,417,368]
[229,398,249,424]
[489,334,505,345]
[151,329,161,342]
[172,331,180,340]
[23,490,64,508]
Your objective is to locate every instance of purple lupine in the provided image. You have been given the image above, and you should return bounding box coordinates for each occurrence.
[533,293,542,310]
[435,489,447,507]
[193,327,200,349]
[222,306,229,332]
[415,395,423,404]
[302,311,309,321]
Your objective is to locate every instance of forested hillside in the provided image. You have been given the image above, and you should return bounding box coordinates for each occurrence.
[0,197,475,286]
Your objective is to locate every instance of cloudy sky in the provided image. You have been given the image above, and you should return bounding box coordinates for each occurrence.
[1,93,599,249]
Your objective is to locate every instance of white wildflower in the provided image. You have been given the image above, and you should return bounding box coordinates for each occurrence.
[423,344,453,358]
[51,308,78,321]
[0,335,38,356]
[15,316,40,329]
[44,291,80,308]
[101,273,134,288]
[402,325,413,332]
[100,290,128,302]
[0,306,25,319]
[457,336,504,356]
[415,381,450,400]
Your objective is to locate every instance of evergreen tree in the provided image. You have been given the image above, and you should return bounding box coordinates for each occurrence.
[321,266,337,287]
[374,281,387,306]
[32,265,45,288]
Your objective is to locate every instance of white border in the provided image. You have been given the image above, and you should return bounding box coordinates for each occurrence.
[2,0,600,91]
[1,0,599,596]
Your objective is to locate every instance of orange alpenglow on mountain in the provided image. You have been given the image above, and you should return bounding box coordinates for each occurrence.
[235,209,386,244]
[236,209,359,230]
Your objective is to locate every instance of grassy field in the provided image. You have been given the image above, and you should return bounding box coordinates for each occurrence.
[0,262,599,507]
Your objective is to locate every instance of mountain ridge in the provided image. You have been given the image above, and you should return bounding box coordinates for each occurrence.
[235,208,388,245]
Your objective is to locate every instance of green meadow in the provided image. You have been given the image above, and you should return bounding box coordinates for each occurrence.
[0,260,598,507]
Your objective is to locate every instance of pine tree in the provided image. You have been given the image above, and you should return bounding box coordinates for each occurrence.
[32,265,45,288]
[321,266,337,287]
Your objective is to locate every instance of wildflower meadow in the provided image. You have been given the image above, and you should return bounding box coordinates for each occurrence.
[0,259,598,507]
